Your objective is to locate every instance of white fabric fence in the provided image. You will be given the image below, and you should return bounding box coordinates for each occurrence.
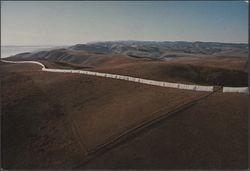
[1,59,46,69]
[222,87,249,94]
[2,59,248,94]
[42,68,215,92]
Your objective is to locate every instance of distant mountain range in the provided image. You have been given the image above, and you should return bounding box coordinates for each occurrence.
[69,41,248,58]
[8,41,248,63]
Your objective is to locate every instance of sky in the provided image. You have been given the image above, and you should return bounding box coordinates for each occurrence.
[1,1,248,46]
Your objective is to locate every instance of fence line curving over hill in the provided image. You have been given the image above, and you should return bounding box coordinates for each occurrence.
[1,59,248,94]
[1,59,46,69]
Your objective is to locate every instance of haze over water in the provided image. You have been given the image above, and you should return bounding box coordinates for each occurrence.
[1,45,66,58]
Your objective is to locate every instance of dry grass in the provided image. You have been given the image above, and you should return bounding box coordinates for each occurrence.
[1,56,248,169]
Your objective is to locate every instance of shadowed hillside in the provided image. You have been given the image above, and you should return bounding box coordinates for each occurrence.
[6,41,248,87]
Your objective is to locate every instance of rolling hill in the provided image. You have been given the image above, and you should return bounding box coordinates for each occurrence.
[1,40,248,169]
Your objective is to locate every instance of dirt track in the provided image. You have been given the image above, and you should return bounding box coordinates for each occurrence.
[78,87,221,162]
[83,93,248,169]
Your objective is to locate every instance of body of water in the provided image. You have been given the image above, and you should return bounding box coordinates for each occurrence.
[1,45,66,58]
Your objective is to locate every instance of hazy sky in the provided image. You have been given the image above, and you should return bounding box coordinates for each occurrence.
[1,1,248,45]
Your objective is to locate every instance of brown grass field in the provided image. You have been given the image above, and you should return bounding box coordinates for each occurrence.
[0,55,248,169]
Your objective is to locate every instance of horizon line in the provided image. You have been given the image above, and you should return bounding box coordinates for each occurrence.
[1,39,248,47]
